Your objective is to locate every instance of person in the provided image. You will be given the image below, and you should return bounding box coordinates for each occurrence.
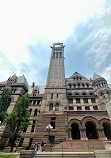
[34,142,38,151]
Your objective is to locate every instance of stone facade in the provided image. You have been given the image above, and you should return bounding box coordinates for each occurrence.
[0,43,111,150]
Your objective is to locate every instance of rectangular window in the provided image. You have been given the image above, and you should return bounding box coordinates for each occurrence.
[76,98,80,104]
[57,94,58,99]
[93,106,98,110]
[77,106,82,110]
[69,106,74,110]
[30,109,32,115]
[83,98,88,104]
[33,101,36,106]
[51,93,53,99]
[85,106,90,110]
[91,98,96,103]
[51,117,56,129]
[68,99,73,104]
[34,109,38,116]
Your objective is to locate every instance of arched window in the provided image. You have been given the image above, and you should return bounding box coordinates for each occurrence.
[76,77,78,80]
[75,93,79,95]
[77,83,80,88]
[60,52,62,58]
[56,52,58,58]
[69,84,72,88]
[73,84,76,88]
[82,83,85,88]
[55,103,59,111]
[86,83,89,87]
[49,103,53,111]
[82,93,86,95]
[68,93,72,96]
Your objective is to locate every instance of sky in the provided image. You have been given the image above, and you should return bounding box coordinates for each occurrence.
[0,0,111,85]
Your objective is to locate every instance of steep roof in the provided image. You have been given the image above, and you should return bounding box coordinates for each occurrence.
[93,72,104,81]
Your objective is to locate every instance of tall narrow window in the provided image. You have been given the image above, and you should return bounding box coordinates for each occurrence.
[51,117,56,129]
[31,120,36,132]
[60,52,62,58]
[34,109,38,116]
[49,103,53,111]
[55,103,59,111]
[56,52,58,58]
[53,52,55,58]
[51,93,53,99]
[56,94,58,99]
[91,98,96,103]
[76,98,80,104]
[83,98,88,104]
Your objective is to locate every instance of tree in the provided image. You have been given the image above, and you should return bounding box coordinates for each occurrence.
[0,88,11,122]
[6,93,30,152]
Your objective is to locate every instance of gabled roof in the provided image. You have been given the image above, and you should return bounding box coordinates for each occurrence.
[16,75,29,88]
[68,72,90,81]
[93,72,104,81]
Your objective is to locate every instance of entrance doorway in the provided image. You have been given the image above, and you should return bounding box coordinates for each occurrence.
[85,122,98,139]
[103,123,111,139]
[71,123,80,139]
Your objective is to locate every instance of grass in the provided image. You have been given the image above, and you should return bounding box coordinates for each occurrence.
[0,149,21,153]
[0,155,18,158]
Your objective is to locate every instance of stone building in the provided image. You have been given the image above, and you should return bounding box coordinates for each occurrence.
[0,43,111,151]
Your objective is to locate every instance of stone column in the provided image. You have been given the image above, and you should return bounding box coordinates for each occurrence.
[80,127,87,140]
[97,127,107,140]
[68,127,72,140]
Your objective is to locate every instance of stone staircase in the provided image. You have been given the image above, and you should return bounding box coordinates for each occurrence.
[52,140,105,152]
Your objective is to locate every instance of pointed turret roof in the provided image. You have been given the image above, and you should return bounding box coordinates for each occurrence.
[93,72,104,81]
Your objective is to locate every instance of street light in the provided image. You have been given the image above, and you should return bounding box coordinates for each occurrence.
[46,124,53,144]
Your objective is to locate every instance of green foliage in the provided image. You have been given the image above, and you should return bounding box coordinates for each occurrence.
[0,89,11,122]
[6,93,30,150]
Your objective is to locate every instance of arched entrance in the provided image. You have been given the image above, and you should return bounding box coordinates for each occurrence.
[103,123,111,139]
[71,123,80,139]
[85,122,98,139]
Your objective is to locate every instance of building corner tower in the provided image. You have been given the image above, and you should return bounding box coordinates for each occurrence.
[41,43,67,112]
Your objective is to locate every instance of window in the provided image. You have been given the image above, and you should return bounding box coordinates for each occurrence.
[85,106,90,110]
[49,103,53,111]
[76,77,78,80]
[73,84,76,88]
[55,103,59,111]
[51,93,53,99]
[69,84,72,88]
[83,98,88,104]
[34,109,38,116]
[31,120,36,132]
[82,93,86,95]
[33,101,36,105]
[93,106,98,110]
[75,93,79,95]
[76,98,80,104]
[56,52,58,58]
[86,83,89,87]
[60,52,62,58]
[57,94,58,99]
[77,106,82,110]
[69,106,74,110]
[51,117,56,129]
[90,93,93,95]
[82,83,85,88]
[37,100,40,105]
[68,93,72,96]
[53,52,55,58]
[68,99,73,104]
[77,83,80,88]
[23,127,27,132]
[91,98,96,103]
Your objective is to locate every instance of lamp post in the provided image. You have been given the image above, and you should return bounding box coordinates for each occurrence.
[46,124,53,144]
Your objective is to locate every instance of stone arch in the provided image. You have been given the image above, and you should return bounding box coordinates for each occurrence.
[74,91,80,95]
[68,119,81,140]
[68,119,81,128]
[100,118,111,139]
[82,116,99,128]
